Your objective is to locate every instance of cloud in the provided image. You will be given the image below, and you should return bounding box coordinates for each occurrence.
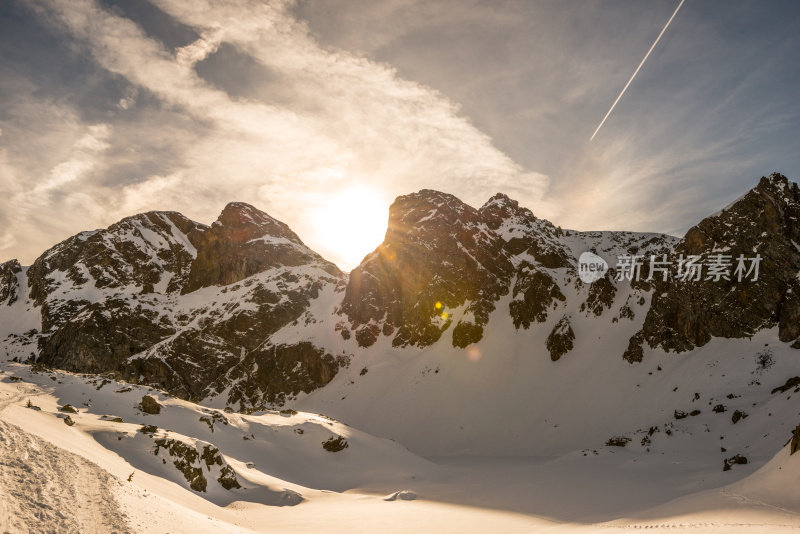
[33,124,110,193]
[117,87,138,110]
[0,0,548,268]
[175,28,223,68]
[290,0,800,240]
[4,0,796,270]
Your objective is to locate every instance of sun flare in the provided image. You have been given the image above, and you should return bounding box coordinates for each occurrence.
[313,187,388,271]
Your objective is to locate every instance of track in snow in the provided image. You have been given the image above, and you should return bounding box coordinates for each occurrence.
[0,386,132,534]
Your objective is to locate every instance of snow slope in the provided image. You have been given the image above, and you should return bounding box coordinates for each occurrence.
[2,364,800,533]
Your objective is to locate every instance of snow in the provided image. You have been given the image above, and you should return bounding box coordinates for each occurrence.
[3,195,800,532]
[0,419,132,533]
[2,364,799,533]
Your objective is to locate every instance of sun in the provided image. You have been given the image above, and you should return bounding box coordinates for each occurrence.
[313,187,388,271]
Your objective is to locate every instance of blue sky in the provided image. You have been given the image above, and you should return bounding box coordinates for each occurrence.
[1,0,798,269]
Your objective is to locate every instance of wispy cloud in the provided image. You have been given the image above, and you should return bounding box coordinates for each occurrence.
[1,0,798,269]
[0,0,547,269]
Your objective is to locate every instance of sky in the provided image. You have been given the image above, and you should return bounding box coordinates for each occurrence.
[0,0,798,270]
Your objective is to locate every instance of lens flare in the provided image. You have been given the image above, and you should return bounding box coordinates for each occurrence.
[466,344,482,362]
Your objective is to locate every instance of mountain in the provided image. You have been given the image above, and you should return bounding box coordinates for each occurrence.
[0,204,348,409]
[632,173,800,355]
[1,174,800,458]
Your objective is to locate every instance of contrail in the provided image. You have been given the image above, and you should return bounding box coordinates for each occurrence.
[590,0,686,141]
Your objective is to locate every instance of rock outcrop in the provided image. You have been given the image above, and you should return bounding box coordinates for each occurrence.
[0,259,21,305]
[631,173,800,355]
[342,190,514,349]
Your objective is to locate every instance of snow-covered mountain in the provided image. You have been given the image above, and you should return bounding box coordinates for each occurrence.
[1,173,800,457]
[3,173,800,532]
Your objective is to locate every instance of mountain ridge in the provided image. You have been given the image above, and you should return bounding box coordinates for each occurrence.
[1,173,798,427]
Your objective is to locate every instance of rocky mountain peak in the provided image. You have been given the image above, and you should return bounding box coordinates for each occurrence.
[214,202,300,244]
[754,172,798,197]
[182,202,340,294]
[681,172,800,256]
[25,211,204,332]
[630,173,800,359]
[479,193,528,227]
[385,189,478,241]
[342,189,513,349]
[479,192,572,269]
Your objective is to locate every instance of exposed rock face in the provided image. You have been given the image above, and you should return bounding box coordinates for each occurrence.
[182,202,341,294]
[140,395,162,415]
[341,188,674,353]
[30,211,201,371]
[28,211,202,333]
[225,342,348,410]
[38,298,175,374]
[0,259,21,305]
[634,173,800,355]
[342,190,514,349]
[723,454,748,471]
[481,194,572,330]
[546,315,575,361]
[9,204,347,409]
[581,270,616,317]
[479,193,571,269]
[129,261,345,403]
[622,331,645,364]
[509,269,565,329]
[150,436,241,492]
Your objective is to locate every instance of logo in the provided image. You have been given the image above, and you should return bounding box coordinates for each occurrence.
[578,251,608,284]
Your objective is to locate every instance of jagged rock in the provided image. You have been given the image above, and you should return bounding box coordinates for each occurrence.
[639,174,800,354]
[140,395,162,415]
[546,315,575,361]
[452,320,484,348]
[38,298,175,374]
[791,424,800,455]
[226,342,348,410]
[510,267,565,328]
[28,212,203,332]
[480,193,572,269]
[342,190,513,348]
[182,202,340,294]
[772,376,800,394]
[723,454,748,471]
[581,270,616,316]
[622,331,645,364]
[0,259,21,305]
[322,436,349,452]
[149,436,242,492]
[731,410,748,424]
